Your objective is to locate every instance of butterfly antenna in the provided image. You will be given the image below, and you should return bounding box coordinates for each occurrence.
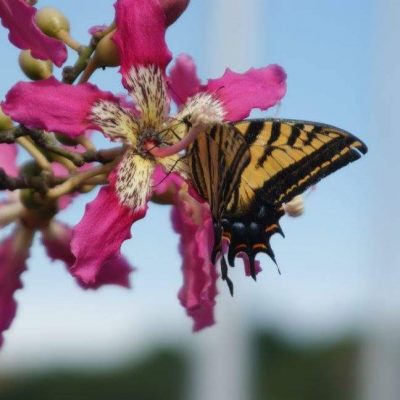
[150,155,186,189]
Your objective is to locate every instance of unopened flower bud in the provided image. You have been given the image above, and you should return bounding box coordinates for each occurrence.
[283,195,304,217]
[93,30,120,67]
[160,0,189,26]
[0,106,13,131]
[18,50,53,81]
[35,7,81,51]
[35,7,70,38]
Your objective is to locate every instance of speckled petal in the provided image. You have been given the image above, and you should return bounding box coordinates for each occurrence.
[116,149,155,209]
[91,100,140,145]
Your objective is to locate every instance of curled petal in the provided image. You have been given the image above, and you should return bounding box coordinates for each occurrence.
[0,228,32,348]
[42,221,74,266]
[156,167,217,332]
[168,54,201,107]
[238,253,262,277]
[0,143,18,177]
[153,167,217,331]
[42,221,133,289]
[0,0,67,67]
[88,24,108,36]
[206,64,287,121]
[89,256,133,289]
[174,195,217,331]
[160,0,189,26]
[71,175,146,284]
[113,0,172,82]
[2,77,119,137]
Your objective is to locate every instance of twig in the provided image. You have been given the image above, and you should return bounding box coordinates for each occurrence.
[16,137,51,170]
[0,168,63,193]
[0,125,30,143]
[62,22,116,85]
[47,162,117,199]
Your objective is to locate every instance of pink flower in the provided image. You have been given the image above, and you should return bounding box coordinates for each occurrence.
[152,167,217,331]
[0,0,67,67]
[0,229,32,348]
[0,144,133,347]
[2,0,286,330]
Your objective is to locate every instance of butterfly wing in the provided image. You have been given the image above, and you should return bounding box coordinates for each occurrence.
[188,119,367,282]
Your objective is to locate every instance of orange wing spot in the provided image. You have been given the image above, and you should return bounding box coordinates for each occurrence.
[235,244,247,252]
[253,243,267,251]
[223,232,232,240]
[266,224,279,233]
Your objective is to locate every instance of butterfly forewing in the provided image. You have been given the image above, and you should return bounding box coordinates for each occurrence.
[188,118,367,284]
[234,119,367,208]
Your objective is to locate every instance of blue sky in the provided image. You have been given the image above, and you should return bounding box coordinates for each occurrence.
[0,0,379,370]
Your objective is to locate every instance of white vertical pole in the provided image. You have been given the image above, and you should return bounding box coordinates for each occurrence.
[359,1,400,399]
[188,1,262,400]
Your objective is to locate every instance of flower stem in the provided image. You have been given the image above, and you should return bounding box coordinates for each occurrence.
[16,137,51,170]
[47,162,117,199]
[56,29,82,52]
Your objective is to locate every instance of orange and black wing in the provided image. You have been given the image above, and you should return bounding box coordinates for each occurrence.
[189,119,367,285]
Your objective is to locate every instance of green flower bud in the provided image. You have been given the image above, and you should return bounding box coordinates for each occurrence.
[94,30,120,67]
[0,106,13,131]
[35,7,70,38]
[18,50,53,81]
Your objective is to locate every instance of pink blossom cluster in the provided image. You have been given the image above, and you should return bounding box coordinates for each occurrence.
[0,0,286,347]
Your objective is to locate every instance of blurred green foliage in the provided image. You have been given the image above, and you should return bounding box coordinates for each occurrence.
[254,333,360,400]
[0,349,187,400]
[0,332,360,400]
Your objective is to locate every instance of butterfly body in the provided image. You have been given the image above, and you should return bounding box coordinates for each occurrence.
[186,118,367,290]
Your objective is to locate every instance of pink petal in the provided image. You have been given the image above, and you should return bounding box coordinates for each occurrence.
[0,144,18,177]
[168,54,201,107]
[113,0,172,82]
[2,77,119,137]
[153,167,217,330]
[42,221,133,289]
[160,0,189,26]
[42,222,74,267]
[0,229,31,348]
[173,196,217,332]
[206,64,287,121]
[0,0,67,67]
[239,253,262,277]
[71,176,145,284]
[88,256,132,289]
[88,24,108,36]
